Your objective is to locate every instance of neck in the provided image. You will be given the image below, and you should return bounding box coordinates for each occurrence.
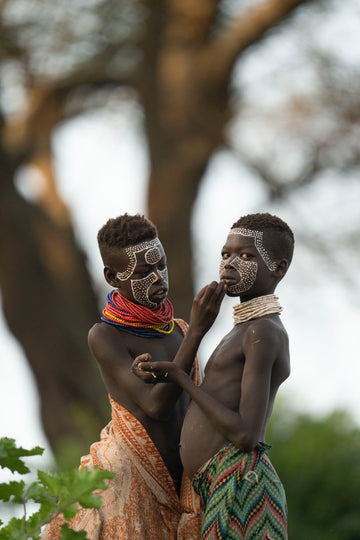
[101,289,174,337]
[233,294,282,325]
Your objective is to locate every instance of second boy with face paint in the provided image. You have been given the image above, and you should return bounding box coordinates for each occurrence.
[41,214,202,540]
[133,213,294,540]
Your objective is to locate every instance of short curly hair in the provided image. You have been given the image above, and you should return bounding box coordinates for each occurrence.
[97,213,158,263]
[231,213,294,265]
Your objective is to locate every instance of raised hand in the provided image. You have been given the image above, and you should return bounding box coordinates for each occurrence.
[189,281,226,335]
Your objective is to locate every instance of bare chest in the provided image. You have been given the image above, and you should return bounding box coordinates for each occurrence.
[205,326,246,375]
[119,325,184,363]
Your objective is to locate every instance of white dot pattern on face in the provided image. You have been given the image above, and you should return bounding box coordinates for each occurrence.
[145,246,161,265]
[230,228,277,271]
[116,238,161,281]
[219,257,258,293]
[131,273,158,308]
[158,267,169,288]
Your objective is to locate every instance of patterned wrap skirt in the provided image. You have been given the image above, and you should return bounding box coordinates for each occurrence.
[192,443,288,540]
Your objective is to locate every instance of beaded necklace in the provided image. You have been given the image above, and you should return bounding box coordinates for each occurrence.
[102,289,174,338]
[233,294,282,325]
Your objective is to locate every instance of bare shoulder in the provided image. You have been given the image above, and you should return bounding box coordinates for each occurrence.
[245,315,288,342]
[243,315,289,363]
[88,321,116,345]
[88,322,127,365]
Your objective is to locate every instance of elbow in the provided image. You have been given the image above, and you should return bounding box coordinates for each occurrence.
[234,431,259,453]
[145,403,170,421]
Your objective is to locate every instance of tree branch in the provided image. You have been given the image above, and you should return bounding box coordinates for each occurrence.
[210,0,314,78]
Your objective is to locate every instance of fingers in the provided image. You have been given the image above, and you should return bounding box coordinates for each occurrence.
[137,362,170,382]
[134,353,152,362]
[197,281,226,305]
[137,362,156,372]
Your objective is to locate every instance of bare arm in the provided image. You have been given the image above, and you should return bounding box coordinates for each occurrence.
[89,321,197,420]
[132,281,226,382]
[138,319,281,451]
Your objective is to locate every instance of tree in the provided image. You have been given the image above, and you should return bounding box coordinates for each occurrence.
[1,0,358,463]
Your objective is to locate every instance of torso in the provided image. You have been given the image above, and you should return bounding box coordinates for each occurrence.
[90,321,188,492]
[179,314,290,479]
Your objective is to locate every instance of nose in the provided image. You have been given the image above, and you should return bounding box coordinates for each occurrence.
[151,269,161,282]
[224,255,237,269]
[153,267,167,284]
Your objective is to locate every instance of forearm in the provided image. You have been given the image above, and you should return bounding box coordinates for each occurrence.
[141,330,203,418]
[173,326,203,370]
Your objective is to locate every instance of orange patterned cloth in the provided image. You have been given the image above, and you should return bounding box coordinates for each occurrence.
[41,320,203,540]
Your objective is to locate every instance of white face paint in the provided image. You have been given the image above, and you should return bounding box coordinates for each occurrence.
[116,238,168,308]
[219,256,258,294]
[116,238,162,281]
[131,272,159,308]
[219,227,277,294]
[230,228,277,271]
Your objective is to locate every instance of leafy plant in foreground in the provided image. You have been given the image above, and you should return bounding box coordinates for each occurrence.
[0,438,115,539]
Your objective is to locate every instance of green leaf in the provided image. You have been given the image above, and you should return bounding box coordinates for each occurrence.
[26,507,54,536]
[77,492,102,509]
[0,517,26,539]
[59,523,89,539]
[62,502,79,521]
[0,481,25,503]
[0,439,115,540]
[0,438,43,474]
[26,480,54,507]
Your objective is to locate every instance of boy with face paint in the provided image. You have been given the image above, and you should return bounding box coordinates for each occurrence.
[133,213,294,540]
[41,214,202,540]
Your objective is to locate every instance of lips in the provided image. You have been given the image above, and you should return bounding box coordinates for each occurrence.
[220,272,238,284]
[151,287,168,300]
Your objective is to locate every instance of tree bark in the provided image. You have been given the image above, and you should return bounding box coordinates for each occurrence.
[0,122,108,468]
[140,0,311,318]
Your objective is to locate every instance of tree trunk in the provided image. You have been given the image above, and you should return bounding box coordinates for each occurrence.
[0,137,108,468]
[140,0,229,319]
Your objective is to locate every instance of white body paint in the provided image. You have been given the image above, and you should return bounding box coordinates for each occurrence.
[116,238,168,308]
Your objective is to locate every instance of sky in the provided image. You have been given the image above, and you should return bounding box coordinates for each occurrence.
[1,0,360,491]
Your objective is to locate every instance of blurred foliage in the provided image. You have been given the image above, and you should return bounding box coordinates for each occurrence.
[267,405,360,540]
[0,438,115,540]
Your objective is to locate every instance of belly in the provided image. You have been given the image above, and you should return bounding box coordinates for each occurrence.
[179,401,228,479]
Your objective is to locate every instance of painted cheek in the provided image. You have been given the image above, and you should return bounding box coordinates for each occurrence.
[131,273,158,308]
[227,258,258,294]
[158,267,169,288]
[219,259,226,278]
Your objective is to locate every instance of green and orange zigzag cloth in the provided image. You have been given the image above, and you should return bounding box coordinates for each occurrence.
[192,443,288,540]
[102,289,174,338]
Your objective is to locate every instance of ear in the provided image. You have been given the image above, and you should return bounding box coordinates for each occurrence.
[273,259,289,280]
[104,266,119,287]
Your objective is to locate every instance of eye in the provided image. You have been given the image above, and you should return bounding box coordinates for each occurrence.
[158,259,167,270]
[240,253,251,260]
[221,252,230,259]
[133,267,151,277]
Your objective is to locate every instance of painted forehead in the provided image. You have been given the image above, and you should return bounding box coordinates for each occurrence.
[228,227,276,271]
[116,237,164,280]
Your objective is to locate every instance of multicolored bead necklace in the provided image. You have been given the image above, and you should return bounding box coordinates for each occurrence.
[102,289,174,338]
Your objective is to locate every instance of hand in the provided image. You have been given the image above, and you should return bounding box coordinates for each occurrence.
[189,281,226,335]
[132,356,179,384]
[132,353,157,384]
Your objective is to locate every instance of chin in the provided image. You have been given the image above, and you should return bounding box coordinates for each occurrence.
[226,289,240,297]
